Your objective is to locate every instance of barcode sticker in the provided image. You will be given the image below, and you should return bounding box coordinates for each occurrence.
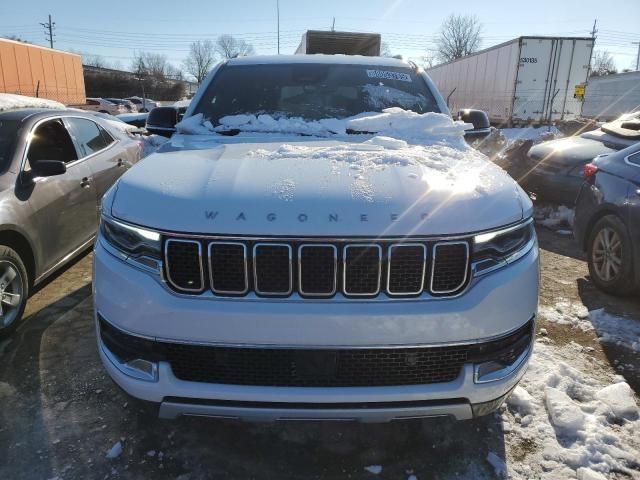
[366,70,412,82]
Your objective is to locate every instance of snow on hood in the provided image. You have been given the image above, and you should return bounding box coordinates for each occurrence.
[0,93,65,111]
[111,134,526,236]
[176,108,472,148]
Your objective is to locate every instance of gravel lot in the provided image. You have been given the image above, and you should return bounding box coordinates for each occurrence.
[0,224,638,480]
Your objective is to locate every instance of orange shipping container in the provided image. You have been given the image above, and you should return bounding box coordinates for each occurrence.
[0,38,86,104]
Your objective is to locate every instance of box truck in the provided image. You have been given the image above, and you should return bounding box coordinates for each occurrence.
[295,30,381,56]
[426,36,594,125]
[581,71,640,121]
[0,37,86,104]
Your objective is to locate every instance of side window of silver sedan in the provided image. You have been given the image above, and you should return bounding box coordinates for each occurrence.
[27,119,78,166]
[66,118,113,158]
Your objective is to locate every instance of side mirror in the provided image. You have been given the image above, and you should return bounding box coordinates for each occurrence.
[459,109,491,139]
[31,160,67,178]
[146,107,178,137]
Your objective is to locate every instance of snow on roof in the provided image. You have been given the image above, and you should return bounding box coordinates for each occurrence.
[0,93,65,112]
[227,54,412,68]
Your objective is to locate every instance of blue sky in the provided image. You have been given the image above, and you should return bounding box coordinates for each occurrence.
[1,0,638,76]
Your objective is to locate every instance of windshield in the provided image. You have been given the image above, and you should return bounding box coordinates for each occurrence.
[193,63,440,125]
[0,120,19,171]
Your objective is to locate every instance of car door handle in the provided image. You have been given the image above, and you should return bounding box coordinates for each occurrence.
[80,177,91,188]
[117,158,125,167]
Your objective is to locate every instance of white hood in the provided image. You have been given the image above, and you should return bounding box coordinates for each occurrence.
[111,136,526,236]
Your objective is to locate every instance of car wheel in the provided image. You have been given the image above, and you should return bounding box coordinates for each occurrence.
[0,245,29,338]
[587,215,635,295]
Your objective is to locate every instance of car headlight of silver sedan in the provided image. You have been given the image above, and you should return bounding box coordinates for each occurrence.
[99,215,162,272]
[472,218,536,275]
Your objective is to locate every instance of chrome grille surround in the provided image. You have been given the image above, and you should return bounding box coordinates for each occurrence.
[252,243,293,296]
[430,241,470,295]
[342,244,382,296]
[298,244,338,297]
[163,236,474,299]
[208,242,249,295]
[164,239,204,293]
[386,243,427,296]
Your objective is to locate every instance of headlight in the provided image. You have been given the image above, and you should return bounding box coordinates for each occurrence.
[472,219,536,275]
[99,215,161,272]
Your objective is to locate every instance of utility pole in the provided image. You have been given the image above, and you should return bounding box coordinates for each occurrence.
[331,17,335,32]
[633,42,640,71]
[276,0,280,55]
[590,19,597,39]
[40,14,55,49]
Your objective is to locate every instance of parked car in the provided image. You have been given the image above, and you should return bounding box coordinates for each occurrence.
[0,107,141,337]
[94,55,538,422]
[574,142,640,295]
[115,112,148,128]
[525,112,640,204]
[105,98,138,113]
[124,96,158,113]
[73,97,126,116]
[144,104,188,136]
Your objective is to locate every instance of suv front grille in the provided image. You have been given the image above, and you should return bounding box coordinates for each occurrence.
[164,237,471,298]
[98,315,534,389]
[165,343,468,387]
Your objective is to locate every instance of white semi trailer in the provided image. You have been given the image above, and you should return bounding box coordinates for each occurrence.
[426,36,594,125]
[581,71,640,121]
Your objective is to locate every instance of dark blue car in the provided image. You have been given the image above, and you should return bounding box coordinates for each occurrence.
[574,142,640,295]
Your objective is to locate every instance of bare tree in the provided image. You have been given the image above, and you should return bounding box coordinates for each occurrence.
[421,52,437,69]
[83,54,110,69]
[131,51,172,78]
[184,40,215,84]
[215,34,255,60]
[590,50,617,76]
[436,14,482,62]
[380,42,393,57]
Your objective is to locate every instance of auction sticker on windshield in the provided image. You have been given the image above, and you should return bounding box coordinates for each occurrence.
[366,70,412,82]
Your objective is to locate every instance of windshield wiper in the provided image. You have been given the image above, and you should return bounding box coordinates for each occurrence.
[346,128,376,135]
[216,128,241,136]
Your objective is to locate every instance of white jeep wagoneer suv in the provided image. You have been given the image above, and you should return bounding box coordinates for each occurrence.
[94,55,538,422]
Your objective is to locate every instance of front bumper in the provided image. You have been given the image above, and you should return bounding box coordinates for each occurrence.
[93,239,538,421]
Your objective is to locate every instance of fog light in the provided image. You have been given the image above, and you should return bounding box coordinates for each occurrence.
[101,342,159,382]
[473,344,531,384]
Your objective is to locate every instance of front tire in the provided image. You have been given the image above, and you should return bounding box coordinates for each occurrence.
[0,245,29,338]
[587,215,635,295]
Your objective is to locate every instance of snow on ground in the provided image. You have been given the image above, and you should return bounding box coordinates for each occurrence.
[0,93,65,111]
[540,298,640,354]
[534,204,575,229]
[503,340,639,479]
[173,99,191,108]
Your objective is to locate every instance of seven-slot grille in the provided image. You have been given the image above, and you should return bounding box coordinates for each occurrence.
[164,238,470,298]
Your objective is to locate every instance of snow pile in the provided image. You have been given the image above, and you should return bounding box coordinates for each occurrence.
[0,93,65,111]
[539,298,590,329]
[503,341,640,478]
[534,204,575,229]
[589,309,640,353]
[176,109,471,148]
[142,134,169,158]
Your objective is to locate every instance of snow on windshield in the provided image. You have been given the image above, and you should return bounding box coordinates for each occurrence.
[176,108,471,147]
[0,93,65,111]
